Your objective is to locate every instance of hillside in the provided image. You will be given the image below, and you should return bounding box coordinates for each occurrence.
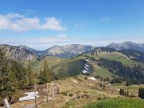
[107,41,144,52]
[83,97,144,108]
[1,44,144,84]
[18,45,47,56]
[45,44,94,58]
[80,47,144,84]
[5,76,119,108]
[5,76,144,108]
[29,46,144,85]
[31,56,90,80]
[1,46,144,108]
[0,44,38,63]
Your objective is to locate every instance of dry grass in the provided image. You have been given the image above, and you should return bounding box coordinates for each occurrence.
[4,76,125,108]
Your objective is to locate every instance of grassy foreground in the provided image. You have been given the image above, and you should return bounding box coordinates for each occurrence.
[82,97,144,108]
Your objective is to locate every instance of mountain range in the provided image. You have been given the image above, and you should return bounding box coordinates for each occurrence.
[107,41,144,51]
[0,41,144,63]
[0,44,94,61]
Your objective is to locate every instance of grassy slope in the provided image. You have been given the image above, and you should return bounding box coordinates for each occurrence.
[31,56,85,77]
[90,61,113,78]
[8,76,143,108]
[50,58,85,76]
[30,50,142,79]
[41,76,118,108]
[31,56,68,73]
[87,51,135,67]
[30,54,113,83]
[82,97,144,108]
[81,49,144,79]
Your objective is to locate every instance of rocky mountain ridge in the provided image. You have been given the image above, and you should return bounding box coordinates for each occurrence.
[1,41,144,63]
[107,41,144,51]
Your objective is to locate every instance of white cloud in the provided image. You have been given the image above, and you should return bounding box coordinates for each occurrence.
[73,38,144,47]
[0,13,65,32]
[28,34,68,44]
[25,37,144,50]
[24,34,69,49]
[41,17,65,30]
[0,34,69,50]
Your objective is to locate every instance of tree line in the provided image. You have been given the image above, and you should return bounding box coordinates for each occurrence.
[120,49,144,62]
[98,58,144,85]
[119,87,144,99]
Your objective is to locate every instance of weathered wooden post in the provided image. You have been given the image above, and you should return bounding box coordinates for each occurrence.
[55,84,58,95]
[51,83,54,98]
[54,85,57,95]
[34,85,38,108]
[46,83,49,102]
[3,98,10,108]
[57,84,60,94]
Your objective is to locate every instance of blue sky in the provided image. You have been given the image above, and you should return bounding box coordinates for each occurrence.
[0,0,144,50]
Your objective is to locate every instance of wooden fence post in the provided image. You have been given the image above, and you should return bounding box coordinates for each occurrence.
[46,83,49,102]
[51,83,54,98]
[34,85,38,108]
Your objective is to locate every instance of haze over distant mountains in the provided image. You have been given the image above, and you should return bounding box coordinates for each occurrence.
[107,41,144,52]
[18,41,144,53]
[0,41,144,61]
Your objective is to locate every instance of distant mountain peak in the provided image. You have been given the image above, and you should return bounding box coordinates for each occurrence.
[107,41,144,51]
[46,44,95,58]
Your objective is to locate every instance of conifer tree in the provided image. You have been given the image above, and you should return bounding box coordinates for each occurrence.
[119,88,125,96]
[138,87,144,99]
[27,63,35,86]
[11,61,29,89]
[0,49,10,98]
[5,70,18,102]
[39,61,53,84]
[0,49,18,102]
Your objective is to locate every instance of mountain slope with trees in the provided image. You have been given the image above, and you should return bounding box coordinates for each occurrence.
[0,44,38,63]
[1,44,144,85]
[82,47,144,85]
[0,46,144,107]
